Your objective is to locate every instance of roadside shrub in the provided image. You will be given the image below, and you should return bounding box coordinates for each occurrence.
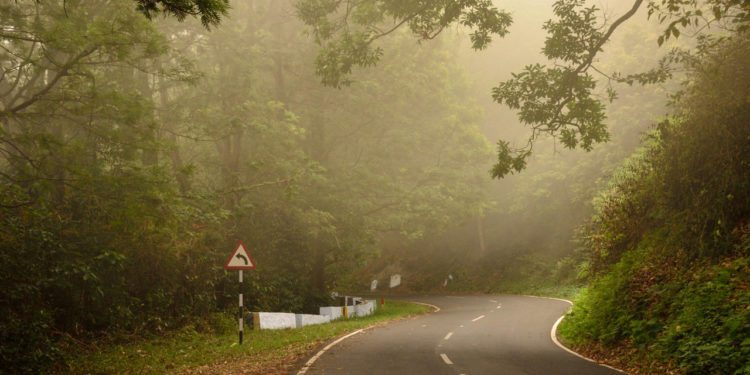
[660,258,750,374]
[563,34,750,373]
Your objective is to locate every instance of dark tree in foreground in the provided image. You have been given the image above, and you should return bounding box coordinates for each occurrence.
[134,0,229,27]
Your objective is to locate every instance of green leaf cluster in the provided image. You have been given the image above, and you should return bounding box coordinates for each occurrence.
[295,0,512,88]
[296,0,750,178]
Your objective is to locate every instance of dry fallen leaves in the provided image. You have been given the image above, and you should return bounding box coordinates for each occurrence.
[179,342,318,375]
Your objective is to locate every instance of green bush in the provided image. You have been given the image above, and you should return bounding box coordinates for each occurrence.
[562,34,750,373]
[0,310,60,374]
[660,258,750,374]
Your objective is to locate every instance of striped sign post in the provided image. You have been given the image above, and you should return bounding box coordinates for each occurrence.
[224,241,256,344]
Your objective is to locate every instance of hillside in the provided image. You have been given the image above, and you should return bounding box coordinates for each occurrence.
[559,34,750,374]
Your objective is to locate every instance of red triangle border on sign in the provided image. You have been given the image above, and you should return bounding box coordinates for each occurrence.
[224,240,257,270]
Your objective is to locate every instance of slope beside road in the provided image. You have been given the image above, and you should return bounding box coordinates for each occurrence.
[299,295,623,375]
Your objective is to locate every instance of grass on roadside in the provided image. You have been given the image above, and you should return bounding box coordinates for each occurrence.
[485,283,581,300]
[62,300,429,374]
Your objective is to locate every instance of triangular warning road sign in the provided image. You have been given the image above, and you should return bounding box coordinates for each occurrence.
[224,241,256,270]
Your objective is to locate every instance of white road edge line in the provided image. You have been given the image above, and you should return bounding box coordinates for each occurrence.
[471,315,485,322]
[297,329,364,375]
[530,295,628,374]
[521,294,574,304]
[409,301,441,312]
[550,316,627,374]
[440,353,454,365]
[444,332,453,340]
[298,300,441,374]
[550,316,594,363]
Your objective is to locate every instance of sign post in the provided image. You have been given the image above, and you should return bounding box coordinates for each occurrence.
[224,241,256,344]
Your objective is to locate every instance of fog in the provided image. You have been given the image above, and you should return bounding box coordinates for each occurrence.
[0,0,672,352]
[0,1,676,306]
[365,1,673,292]
[3,1,747,372]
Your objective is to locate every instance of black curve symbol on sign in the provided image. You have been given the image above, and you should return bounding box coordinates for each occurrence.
[235,254,249,265]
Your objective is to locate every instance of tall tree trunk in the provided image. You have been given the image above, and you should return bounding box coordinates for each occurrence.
[269,1,289,103]
[156,72,190,194]
[477,215,486,256]
[133,68,159,166]
[310,241,328,295]
[45,51,67,207]
[215,127,244,208]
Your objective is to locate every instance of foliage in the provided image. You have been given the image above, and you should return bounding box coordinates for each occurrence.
[361,20,674,298]
[134,0,229,28]
[296,0,750,178]
[560,33,750,374]
[0,0,493,372]
[63,301,428,374]
[295,0,512,87]
[0,2,219,372]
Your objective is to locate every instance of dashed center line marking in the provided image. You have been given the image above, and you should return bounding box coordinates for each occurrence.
[496,304,502,309]
[471,315,485,322]
[444,332,453,340]
[440,353,454,365]
[490,299,498,303]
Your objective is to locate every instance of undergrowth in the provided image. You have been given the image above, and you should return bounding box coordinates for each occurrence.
[61,300,428,374]
[559,34,750,375]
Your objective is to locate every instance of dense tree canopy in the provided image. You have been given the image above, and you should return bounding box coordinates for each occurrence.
[295,0,750,177]
[1,0,492,371]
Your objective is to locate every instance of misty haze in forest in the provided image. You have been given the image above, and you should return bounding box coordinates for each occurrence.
[2,0,748,373]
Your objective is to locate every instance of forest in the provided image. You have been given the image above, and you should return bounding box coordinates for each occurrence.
[1,0,748,374]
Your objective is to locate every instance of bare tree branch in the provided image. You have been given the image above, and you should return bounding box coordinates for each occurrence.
[2,46,99,116]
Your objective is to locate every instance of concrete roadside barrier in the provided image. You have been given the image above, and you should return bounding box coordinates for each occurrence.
[353,300,375,317]
[252,296,377,330]
[296,313,331,327]
[319,306,345,320]
[320,299,377,319]
[251,312,296,330]
[250,312,333,330]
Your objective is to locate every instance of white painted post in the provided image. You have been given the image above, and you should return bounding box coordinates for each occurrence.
[224,241,255,343]
[343,295,349,319]
[239,270,243,344]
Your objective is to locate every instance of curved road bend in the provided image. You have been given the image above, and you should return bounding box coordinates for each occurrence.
[301,295,621,375]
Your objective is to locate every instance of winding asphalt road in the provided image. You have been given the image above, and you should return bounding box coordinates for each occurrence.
[300,295,621,375]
